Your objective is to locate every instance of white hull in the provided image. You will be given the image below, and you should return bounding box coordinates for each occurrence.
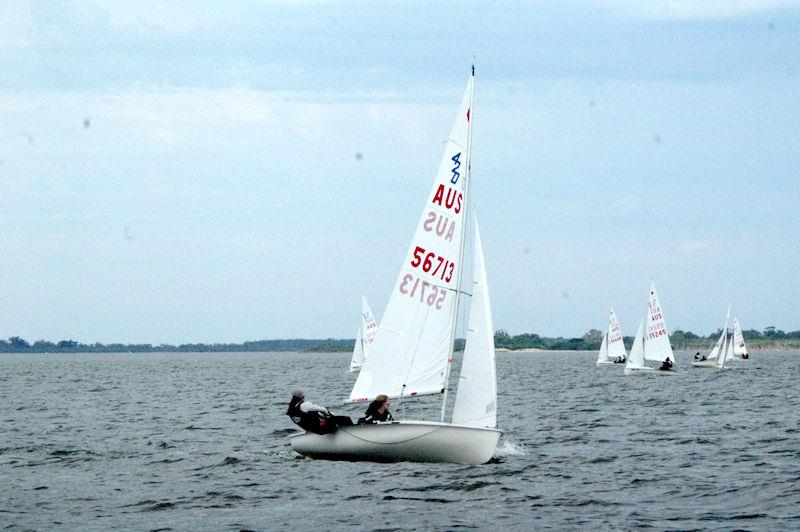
[289,420,502,465]
[596,360,615,366]
[691,361,721,369]
[624,366,680,376]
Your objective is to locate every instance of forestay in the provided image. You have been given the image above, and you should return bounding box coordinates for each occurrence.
[643,282,674,364]
[451,220,497,428]
[349,75,473,402]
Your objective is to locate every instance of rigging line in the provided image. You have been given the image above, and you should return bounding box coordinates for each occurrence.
[400,304,431,403]
[337,424,442,445]
[440,285,472,298]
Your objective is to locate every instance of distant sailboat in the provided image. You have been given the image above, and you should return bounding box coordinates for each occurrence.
[349,296,378,372]
[596,308,626,366]
[624,283,678,376]
[596,331,611,366]
[624,319,646,374]
[693,307,729,369]
[731,318,750,360]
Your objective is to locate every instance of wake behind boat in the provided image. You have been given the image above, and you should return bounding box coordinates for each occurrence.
[290,66,502,465]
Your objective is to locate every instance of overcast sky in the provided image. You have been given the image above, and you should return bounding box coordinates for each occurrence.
[1,0,799,344]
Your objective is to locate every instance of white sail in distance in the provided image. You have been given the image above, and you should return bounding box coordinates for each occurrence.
[607,308,626,359]
[452,219,497,428]
[350,326,364,372]
[732,318,748,358]
[643,282,674,364]
[719,331,732,368]
[707,328,725,363]
[350,74,473,402]
[626,319,645,369]
[349,296,378,372]
[596,332,608,364]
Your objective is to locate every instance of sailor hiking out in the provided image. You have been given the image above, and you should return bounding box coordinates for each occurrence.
[286,390,352,434]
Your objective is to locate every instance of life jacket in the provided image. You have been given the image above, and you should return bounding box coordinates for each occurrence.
[358,408,393,424]
[286,401,326,433]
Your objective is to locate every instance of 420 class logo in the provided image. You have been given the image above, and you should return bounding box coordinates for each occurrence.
[450,152,461,185]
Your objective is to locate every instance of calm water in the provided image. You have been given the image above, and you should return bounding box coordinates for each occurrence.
[1,350,799,530]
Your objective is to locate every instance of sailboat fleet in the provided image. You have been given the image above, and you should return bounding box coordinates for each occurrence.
[591,284,751,375]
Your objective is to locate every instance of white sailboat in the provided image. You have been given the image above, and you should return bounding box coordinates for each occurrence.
[624,283,678,376]
[731,318,750,360]
[290,67,502,465]
[349,296,378,372]
[595,331,611,365]
[624,318,647,374]
[596,308,626,366]
[692,307,729,369]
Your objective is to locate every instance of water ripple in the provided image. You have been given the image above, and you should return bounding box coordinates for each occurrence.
[1,350,798,530]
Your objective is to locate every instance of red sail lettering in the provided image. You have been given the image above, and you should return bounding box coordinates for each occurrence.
[432,184,445,206]
[431,184,463,214]
[445,188,457,209]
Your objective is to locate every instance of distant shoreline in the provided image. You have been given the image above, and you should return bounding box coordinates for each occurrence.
[1,346,796,355]
[1,331,798,354]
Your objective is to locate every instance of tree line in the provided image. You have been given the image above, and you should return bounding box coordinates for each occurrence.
[0,337,353,353]
[1,326,799,353]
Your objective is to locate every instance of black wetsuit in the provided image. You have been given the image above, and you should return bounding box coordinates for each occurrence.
[287,401,353,434]
[357,408,394,425]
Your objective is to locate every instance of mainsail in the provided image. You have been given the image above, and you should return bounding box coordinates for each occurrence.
[451,220,497,428]
[607,308,626,359]
[643,282,674,365]
[732,318,748,359]
[350,73,474,402]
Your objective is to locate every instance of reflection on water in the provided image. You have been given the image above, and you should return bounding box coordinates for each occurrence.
[1,351,798,529]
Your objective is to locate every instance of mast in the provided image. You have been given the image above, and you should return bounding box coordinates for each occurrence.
[441,64,475,422]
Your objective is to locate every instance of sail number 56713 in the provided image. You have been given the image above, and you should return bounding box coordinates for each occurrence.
[410,246,455,283]
[399,274,446,309]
